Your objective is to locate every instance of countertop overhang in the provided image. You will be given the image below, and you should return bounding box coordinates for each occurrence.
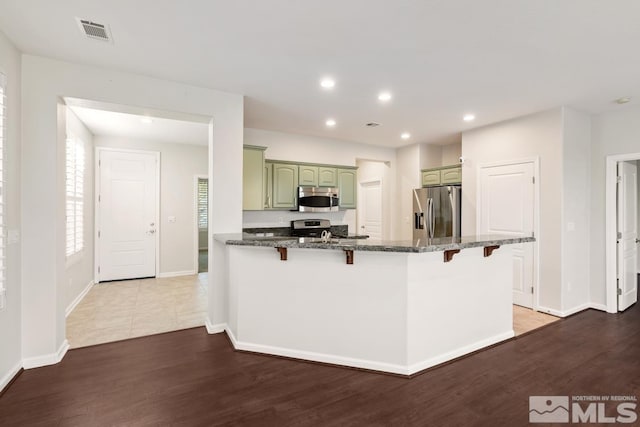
[214,233,534,253]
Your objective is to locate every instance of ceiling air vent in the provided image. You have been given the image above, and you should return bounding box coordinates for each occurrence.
[366,122,381,127]
[75,18,113,43]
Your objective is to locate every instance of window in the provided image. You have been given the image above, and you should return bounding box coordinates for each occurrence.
[198,178,208,229]
[65,136,85,257]
[0,74,5,290]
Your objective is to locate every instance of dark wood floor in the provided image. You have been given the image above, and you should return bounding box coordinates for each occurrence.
[1,304,639,426]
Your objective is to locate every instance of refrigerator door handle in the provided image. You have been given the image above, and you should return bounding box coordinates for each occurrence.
[427,198,434,238]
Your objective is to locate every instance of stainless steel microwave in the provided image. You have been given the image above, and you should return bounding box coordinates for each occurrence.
[298,187,339,212]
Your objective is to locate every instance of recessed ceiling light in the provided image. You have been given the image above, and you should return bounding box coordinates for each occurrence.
[141,117,153,124]
[320,78,335,89]
[326,119,336,127]
[615,97,631,104]
[463,114,475,122]
[378,91,392,102]
[401,132,411,140]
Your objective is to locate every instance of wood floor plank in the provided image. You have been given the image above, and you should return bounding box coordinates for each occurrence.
[1,305,639,426]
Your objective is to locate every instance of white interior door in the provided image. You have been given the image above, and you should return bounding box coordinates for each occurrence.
[479,162,535,308]
[359,180,383,240]
[98,149,158,282]
[617,161,638,311]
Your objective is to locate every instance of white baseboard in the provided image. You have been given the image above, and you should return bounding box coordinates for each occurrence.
[589,303,608,312]
[65,280,94,317]
[157,270,197,278]
[205,318,226,334]
[0,360,22,393]
[537,303,606,318]
[22,340,70,369]
[225,328,513,376]
[407,330,514,375]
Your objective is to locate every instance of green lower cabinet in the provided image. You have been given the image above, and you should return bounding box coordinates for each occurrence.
[299,165,319,186]
[337,169,357,208]
[272,163,299,209]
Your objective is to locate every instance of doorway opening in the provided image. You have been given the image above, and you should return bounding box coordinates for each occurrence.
[356,159,390,240]
[605,154,640,313]
[62,97,212,348]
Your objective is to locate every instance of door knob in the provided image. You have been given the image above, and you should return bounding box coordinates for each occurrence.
[636,238,640,244]
[149,229,156,234]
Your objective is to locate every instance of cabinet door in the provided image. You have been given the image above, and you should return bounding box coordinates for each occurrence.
[243,147,264,210]
[318,167,338,187]
[422,170,441,187]
[299,165,319,186]
[441,167,462,184]
[272,163,299,209]
[338,169,357,208]
[264,162,273,208]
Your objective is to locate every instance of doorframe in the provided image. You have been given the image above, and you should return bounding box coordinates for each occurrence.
[94,147,161,283]
[357,178,383,239]
[605,152,640,313]
[476,156,540,310]
[193,174,208,273]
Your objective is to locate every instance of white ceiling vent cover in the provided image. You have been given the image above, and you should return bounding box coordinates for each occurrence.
[75,18,113,43]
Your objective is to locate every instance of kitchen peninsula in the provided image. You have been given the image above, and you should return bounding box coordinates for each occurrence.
[214,234,534,376]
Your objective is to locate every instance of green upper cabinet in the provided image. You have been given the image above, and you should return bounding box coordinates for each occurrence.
[264,161,273,209]
[440,166,462,184]
[272,163,299,209]
[243,146,266,210]
[337,168,357,209]
[298,165,319,186]
[421,165,462,187]
[318,167,338,187]
[422,170,441,187]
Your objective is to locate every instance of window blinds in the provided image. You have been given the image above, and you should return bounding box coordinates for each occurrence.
[65,137,85,257]
[198,178,208,229]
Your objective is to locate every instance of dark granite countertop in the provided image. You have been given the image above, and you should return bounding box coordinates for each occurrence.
[214,233,534,253]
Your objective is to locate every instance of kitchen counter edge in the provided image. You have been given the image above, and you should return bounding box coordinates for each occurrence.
[213,233,535,253]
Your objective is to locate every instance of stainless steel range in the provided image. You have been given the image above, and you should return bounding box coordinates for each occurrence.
[290,219,331,238]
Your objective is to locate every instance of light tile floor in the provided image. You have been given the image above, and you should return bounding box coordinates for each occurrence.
[513,304,560,336]
[66,273,208,349]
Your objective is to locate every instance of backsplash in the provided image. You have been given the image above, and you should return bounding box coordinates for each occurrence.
[242,210,355,231]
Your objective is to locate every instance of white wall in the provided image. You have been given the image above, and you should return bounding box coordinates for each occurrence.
[462,108,564,312]
[396,144,421,240]
[63,107,95,312]
[419,144,442,169]
[0,30,22,390]
[242,128,396,234]
[590,106,640,306]
[21,54,243,364]
[442,142,462,165]
[95,136,208,276]
[561,108,592,311]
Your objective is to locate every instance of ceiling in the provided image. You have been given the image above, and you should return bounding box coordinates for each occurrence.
[68,105,209,146]
[1,1,639,148]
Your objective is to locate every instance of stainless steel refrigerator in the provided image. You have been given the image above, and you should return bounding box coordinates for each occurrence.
[413,186,461,239]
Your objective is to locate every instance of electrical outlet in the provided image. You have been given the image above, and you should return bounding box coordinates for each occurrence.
[168,216,176,223]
